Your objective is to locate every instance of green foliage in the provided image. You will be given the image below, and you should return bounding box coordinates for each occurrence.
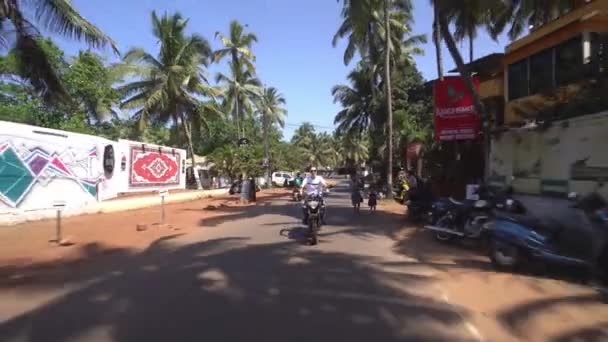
[64,51,120,122]
[0,0,116,101]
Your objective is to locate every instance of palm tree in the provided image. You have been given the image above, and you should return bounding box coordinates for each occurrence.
[302,132,335,169]
[117,11,216,188]
[433,4,444,80]
[489,0,574,40]
[291,122,316,147]
[257,86,287,186]
[0,0,118,102]
[215,61,262,138]
[335,0,420,198]
[339,133,369,167]
[214,20,260,138]
[332,65,375,135]
[213,20,258,73]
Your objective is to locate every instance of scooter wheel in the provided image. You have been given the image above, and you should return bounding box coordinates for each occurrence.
[490,239,520,270]
[435,232,454,242]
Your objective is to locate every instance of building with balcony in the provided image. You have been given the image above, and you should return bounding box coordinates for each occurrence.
[488,0,608,198]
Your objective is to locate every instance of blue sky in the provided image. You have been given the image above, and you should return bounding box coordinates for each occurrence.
[57,0,511,140]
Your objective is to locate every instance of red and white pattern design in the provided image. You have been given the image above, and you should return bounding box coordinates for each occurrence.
[129,146,180,187]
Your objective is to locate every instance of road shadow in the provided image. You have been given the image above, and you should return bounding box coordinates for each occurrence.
[0,236,475,342]
[550,322,608,342]
[279,226,310,244]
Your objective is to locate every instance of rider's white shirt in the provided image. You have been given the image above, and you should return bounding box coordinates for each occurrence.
[302,175,326,196]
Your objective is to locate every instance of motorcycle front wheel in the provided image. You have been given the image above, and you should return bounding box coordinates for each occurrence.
[490,239,520,270]
[434,216,454,242]
[309,218,318,245]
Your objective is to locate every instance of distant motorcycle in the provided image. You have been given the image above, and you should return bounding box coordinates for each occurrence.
[292,188,302,202]
[487,192,608,280]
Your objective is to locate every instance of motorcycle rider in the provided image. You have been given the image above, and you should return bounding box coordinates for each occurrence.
[301,167,327,224]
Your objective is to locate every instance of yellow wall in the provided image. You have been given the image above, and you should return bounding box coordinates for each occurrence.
[503,1,608,125]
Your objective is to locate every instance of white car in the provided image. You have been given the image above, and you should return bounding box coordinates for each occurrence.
[272,171,293,186]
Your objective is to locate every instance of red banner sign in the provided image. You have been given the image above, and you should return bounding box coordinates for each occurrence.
[434,76,480,142]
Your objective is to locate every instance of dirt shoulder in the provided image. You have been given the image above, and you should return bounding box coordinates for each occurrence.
[391,212,608,342]
[0,189,289,269]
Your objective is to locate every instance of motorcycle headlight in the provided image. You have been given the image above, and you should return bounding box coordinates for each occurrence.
[309,201,319,209]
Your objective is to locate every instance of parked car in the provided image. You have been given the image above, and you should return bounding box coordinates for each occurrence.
[271,171,293,187]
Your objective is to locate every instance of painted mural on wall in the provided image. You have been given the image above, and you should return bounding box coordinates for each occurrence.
[0,141,98,208]
[128,144,181,188]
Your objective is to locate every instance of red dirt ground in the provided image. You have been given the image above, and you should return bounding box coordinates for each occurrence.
[0,189,289,269]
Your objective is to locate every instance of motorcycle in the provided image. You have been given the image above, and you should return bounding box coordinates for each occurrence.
[487,192,608,280]
[424,185,523,242]
[304,193,326,245]
[393,180,410,204]
[292,188,302,202]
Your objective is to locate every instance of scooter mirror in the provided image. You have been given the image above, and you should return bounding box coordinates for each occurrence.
[567,192,578,201]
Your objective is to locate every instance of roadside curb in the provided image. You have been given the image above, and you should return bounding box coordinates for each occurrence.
[0,189,228,226]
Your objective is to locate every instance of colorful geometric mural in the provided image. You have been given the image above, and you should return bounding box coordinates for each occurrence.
[128,145,180,188]
[0,142,98,208]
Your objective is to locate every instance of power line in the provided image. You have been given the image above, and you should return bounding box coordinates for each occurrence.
[283,122,335,130]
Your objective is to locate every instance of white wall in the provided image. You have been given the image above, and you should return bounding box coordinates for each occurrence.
[490,111,608,198]
[0,121,120,215]
[0,122,188,224]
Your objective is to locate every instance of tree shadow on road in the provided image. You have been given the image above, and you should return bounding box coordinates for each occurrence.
[550,322,608,342]
[0,236,476,342]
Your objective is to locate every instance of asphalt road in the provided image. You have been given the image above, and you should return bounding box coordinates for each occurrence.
[0,181,480,342]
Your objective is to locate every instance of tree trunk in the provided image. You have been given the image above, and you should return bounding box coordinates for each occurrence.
[433,5,444,81]
[263,111,271,188]
[469,32,474,63]
[180,113,202,189]
[384,0,394,199]
[234,95,241,139]
[438,12,490,180]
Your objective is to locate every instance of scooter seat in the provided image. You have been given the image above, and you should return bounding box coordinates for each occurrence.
[496,212,562,235]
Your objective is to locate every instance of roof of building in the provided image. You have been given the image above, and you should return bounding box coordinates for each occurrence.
[448,53,504,74]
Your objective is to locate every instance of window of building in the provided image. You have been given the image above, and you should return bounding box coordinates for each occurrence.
[555,35,583,85]
[529,49,555,94]
[508,59,529,101]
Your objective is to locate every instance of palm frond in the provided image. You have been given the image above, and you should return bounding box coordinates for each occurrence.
[35,0,119,54]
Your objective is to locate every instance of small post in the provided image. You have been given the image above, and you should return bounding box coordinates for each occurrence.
[51,200,66,244]
[158,189,168,226]
[56,209,62,242]
[161,195,165,225]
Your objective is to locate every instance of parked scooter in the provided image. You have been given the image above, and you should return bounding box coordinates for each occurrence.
[423,185,523,242]
[488,192,608,280]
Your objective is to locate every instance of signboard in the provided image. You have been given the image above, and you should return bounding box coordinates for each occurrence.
[52,200,67,210]
[433,76,480,142]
